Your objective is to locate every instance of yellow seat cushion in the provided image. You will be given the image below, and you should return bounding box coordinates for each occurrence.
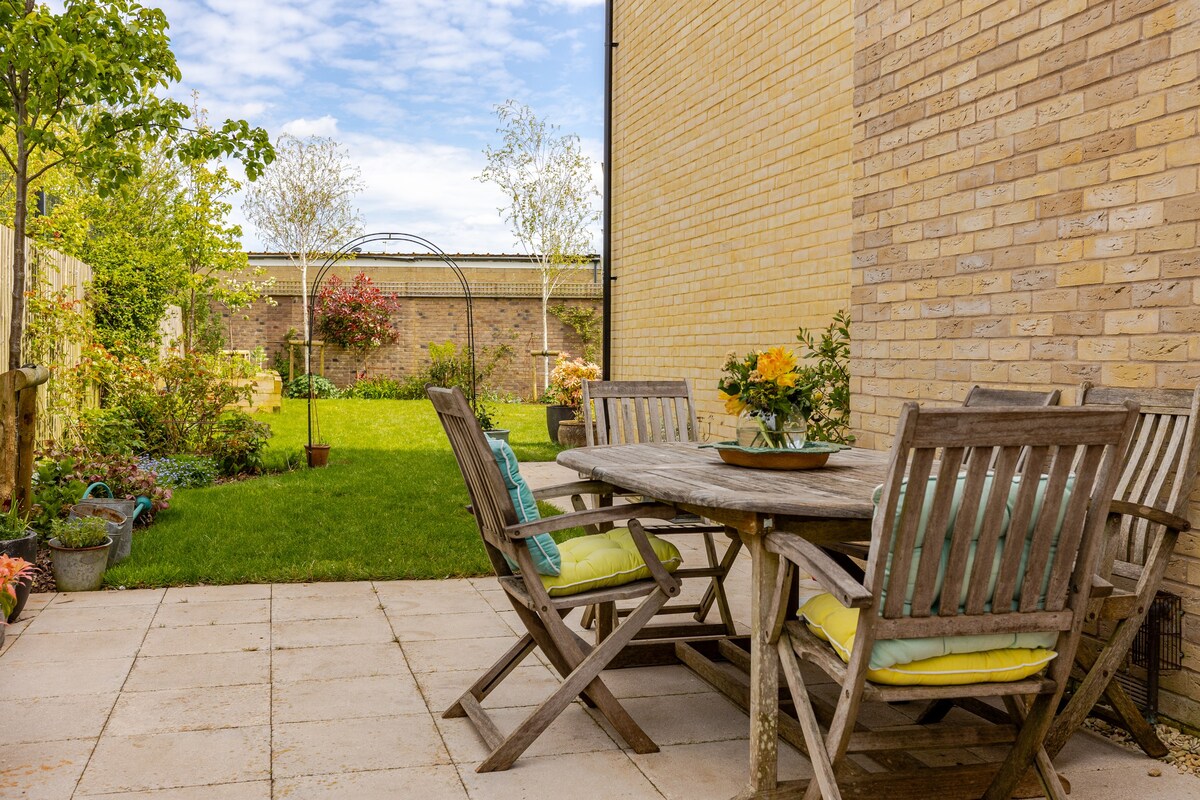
[799,593,1057,687]
[539,530,682,597]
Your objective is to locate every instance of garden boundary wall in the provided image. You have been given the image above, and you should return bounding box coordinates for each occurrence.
[223,281,602,400]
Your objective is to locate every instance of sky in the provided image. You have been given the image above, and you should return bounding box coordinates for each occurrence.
[153,0,606,254]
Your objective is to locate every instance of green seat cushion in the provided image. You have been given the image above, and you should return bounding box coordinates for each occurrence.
[486,437,561,576]
[540,530,683,597]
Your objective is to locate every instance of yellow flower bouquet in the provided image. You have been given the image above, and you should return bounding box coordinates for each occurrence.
[717,346,816,448]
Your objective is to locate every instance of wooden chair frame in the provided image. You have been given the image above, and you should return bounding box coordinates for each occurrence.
[1044,383,1200,756]
[579,379,741,640]
[963,385,1062,408]
[770,403,1138,800]
[429,386,688,771]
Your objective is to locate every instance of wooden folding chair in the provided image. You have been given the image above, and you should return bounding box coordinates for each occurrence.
[1040,383,1200,757]
[769,402,1138,800]
[962,385,1061,408]
[578,379,741,640]
[428,386,690,772]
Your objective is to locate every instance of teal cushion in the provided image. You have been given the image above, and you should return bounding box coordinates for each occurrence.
[877,470,1074,613]
[486,437,561,576]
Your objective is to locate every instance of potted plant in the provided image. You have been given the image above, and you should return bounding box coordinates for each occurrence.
[0,505,36,622]
[475,401,510,443]
[718,346,816,449]
[0,554,35,647]
[547,355,601,447]
[47,516,111,592]
[69,504,130,567]
[305,383,332,467]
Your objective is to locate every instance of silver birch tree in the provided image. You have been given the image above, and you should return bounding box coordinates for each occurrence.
[243,134,363,373]
[479,101,599,389]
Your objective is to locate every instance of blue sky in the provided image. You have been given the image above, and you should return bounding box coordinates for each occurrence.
[154,0,605,253]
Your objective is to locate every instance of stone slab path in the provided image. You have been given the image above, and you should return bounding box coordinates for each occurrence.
[1,460,1196,798]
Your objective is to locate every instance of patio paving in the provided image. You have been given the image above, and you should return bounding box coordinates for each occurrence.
[2,463,1196,799]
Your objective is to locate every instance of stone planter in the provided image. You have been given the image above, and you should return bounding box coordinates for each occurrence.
[0,529,37,622]
[70,504,131,567]
[556,420,592,448]
[546,405,574,442]
[484,429,511,443]
[48,537,112,592]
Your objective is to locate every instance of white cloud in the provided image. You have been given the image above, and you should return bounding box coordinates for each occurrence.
[281,115,341,138]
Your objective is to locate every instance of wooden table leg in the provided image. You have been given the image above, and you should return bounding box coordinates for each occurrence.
[744,531,780,797]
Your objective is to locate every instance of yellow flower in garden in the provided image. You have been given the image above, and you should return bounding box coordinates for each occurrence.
[757,346,796,382]
[719,390,746,415]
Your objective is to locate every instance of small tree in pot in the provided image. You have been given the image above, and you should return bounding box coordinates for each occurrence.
[547,355,601,447]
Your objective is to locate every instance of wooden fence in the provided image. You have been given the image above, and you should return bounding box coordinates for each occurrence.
[0,225,93,445]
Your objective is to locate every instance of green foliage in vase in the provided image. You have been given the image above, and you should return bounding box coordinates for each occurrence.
[796,310,855,445]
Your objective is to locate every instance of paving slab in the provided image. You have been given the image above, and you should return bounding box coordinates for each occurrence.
[2,581,1196,800]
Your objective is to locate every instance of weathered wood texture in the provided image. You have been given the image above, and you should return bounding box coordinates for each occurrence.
[429,385,696,771]
[0,365,50,511]
[0,226,93,445]
[772,403,1138,800]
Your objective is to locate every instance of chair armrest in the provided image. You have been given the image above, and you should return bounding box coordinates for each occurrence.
[531,480,615,501]
[1089,574,1114,599]
[504,502,677,539]
[765,532,872,609]
[1108,499,1191,532]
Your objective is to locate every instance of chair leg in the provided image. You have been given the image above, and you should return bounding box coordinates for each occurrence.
[477,589,669,772]
[580,603,597,630]
[915,698,955,724]
[1004,696,1068,800]
[1044,632,1168,758]
[444,634,538,718]
[695,532,742,636]
[983,694,1060,800]
[776,634,843,800]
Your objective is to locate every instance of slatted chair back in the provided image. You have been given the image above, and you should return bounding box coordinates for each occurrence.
[862,404,1138,678]
[964,385,1061,407]
[428,386,521,574]
[583,380,699,446]
[1079,383,1200,571]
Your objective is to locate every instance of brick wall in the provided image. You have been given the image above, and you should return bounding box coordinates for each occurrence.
[850,0,1200,725]
[609,0,855,437]
[222,293,599,400]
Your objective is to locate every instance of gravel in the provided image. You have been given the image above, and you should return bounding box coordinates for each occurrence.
[1084,718,1200,777]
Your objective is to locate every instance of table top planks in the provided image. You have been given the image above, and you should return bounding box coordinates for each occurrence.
[557,443,892,522]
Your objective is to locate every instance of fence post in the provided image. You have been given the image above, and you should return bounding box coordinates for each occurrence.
[0,365,51,512]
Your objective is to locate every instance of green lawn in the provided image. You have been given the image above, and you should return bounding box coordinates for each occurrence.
[104,399,563,587]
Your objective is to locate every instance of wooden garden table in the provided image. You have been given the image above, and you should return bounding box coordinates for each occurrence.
[557,442,891,799]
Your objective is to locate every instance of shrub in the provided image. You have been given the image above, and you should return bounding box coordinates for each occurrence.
[51,516,109,548]
[796,310,854,445]
[284,374,340,399]
[398,340,517,400]
[316,273,400,371]
[547,355,602,416]
[31,456,88,537]
[206,413,271,477]
[79,407,145,456]
[345,376,403,399]
[138,455,219,489]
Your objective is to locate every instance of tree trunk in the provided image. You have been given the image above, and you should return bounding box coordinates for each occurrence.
[9,152,29,371]
[541,272,550,391]
[300,256,311,374]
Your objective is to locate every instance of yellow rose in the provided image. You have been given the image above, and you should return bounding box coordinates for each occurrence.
[757,346,797,382]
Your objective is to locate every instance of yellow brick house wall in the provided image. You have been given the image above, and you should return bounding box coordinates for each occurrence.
[851,0,1200,726]
[609,0,855,436]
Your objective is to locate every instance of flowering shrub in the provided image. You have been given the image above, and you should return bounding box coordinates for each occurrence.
[138,455,219,489]
[207,415,271,476]
[547,355,601,419]
[285,374,340,399]
[317,273,400,368]
[0,556,35,619]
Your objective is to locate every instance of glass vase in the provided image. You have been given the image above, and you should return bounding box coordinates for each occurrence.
[735,410,807,449]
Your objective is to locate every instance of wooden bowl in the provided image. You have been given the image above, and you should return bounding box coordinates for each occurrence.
[709,441,846,470]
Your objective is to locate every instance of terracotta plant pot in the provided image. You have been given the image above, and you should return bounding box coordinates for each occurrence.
[305,444,331,467]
